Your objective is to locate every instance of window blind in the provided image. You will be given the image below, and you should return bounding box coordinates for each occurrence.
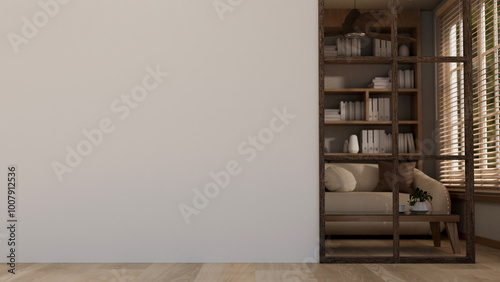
[438,0,500,191]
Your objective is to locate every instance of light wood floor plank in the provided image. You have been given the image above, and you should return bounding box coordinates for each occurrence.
[308,264,385,282]
[0,241,498,282]
[135,263,202,282]
[194,263,227,282]
[222,263,255,282]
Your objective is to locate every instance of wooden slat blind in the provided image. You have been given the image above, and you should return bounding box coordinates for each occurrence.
[439,0,500,190]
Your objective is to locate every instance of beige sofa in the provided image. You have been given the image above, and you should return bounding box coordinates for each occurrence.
[325,163,451,235]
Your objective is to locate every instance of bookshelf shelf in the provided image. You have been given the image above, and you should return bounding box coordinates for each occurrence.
[324,56,392,64]
[324,121,418,125]
[325,153,422,161]
[325,88,418,94]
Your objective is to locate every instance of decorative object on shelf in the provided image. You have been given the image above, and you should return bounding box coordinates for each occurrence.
[399,44,410,57]
[343,140,349,153]
[348,135,359,153]
[408,187,432,213]
[324,0,416,43]
[324,76,345,88]
[399,204,405,213]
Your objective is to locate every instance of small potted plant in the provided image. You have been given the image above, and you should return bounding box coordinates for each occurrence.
[408,187,432,213]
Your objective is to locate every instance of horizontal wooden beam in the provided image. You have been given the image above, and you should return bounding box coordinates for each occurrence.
[325,214,460,222]
[398,155,467,161]
[325,56,467,64]
[436,0,460,19]
[324,56,392,64]
[321,256,396,263]
[397,56,467,63]
[322,256,471,264]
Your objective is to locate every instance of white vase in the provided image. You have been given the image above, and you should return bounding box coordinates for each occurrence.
[343,140,349,153]
[348,135,359,154]
[399,44,410,56]
[410,202,429,213]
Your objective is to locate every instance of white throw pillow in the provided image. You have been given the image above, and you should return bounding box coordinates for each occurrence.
[325,166,357,192]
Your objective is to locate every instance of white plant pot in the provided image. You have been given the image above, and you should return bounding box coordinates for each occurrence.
[409,202,429,213]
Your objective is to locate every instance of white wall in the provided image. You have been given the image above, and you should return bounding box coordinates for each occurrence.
[0,0,319,263]
[453,200,500,242]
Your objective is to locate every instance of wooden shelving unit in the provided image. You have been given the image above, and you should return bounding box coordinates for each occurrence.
[323,26,422,160]
[325,121,418,125]
[319,1,474,264]
[325,88,418,93]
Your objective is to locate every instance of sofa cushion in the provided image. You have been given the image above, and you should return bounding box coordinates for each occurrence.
[325,166,357,192]
[325,191,411,213]
[325,163,379,192]
[373,161,416,193]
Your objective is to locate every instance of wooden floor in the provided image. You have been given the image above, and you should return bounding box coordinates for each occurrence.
[326,237,463,257]
[1,241,499,281]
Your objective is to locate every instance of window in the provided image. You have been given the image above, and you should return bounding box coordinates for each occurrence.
[438,0,500,192]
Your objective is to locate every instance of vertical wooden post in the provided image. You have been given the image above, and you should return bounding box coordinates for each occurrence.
[391,0,400,263]
[462,0,475,263]
[318,0,326,261]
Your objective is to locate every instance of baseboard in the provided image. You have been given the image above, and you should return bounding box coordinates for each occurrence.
[459,232,500,250]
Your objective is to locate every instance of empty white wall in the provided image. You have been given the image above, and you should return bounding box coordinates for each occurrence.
[0,0,319,262]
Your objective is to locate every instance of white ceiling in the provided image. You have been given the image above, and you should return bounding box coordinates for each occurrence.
[325,0,444,10]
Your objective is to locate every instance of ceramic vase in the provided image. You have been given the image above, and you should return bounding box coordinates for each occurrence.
[343,140,349,153]
[399,44,410,56]
[348,135,359,153]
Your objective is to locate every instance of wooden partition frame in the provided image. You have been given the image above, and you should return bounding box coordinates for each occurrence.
[318,0,475,263]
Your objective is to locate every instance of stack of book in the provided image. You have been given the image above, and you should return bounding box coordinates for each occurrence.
[373,39,391,56]
[339,101,365,121]
[397,69,415,88]
[368,77,391,89]
[361,130,392,154]
[368,98,391,121]
[336,38,362,56]
[325,109,341,121]
[324,45,338,56]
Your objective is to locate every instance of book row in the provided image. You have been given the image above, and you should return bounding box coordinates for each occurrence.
[360,131,415,154]
[339,101,365,121]
[373,39,391,57]
[368,98,391,121]
[324,38,363,57]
